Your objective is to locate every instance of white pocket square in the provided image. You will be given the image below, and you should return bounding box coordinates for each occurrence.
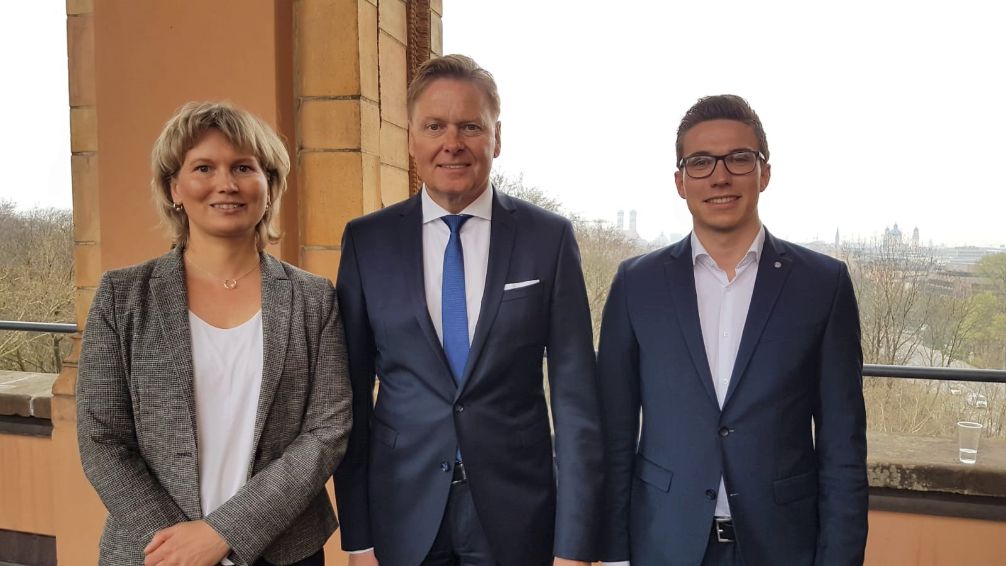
[504,279,540,291]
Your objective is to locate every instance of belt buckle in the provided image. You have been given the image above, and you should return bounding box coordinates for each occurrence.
[715,518,735,543]
[451,461,467,485]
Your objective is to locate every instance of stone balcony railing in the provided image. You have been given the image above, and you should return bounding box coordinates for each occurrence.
[2,369,1006,565]
[0,370,57,436]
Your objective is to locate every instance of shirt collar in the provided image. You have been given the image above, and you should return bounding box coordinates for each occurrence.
[691,225,766,266]
[421,184,494,224]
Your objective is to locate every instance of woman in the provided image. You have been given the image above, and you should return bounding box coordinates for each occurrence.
[77,101,352,566]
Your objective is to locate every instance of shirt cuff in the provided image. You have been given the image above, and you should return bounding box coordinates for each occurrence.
[603,562,631,566]
[348,548,375,555]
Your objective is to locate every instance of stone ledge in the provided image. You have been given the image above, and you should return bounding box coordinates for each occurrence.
[868,431,1006,498]
[0,371,57,419]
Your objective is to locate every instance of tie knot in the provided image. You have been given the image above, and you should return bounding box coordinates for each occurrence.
[442,214,471,234]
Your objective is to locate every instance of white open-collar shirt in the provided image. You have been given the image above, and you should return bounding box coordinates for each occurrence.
[692,225,765,519]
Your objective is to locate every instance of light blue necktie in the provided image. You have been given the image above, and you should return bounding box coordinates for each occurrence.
[442,214,472,386]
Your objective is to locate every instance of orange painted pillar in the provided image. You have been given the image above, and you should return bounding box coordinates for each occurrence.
[56,1,441,564]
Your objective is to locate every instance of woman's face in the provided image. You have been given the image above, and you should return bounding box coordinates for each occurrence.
[171,128,269,246]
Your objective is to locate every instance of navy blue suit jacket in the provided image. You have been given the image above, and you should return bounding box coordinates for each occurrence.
[334,190,602,566]
[598,231,868,566]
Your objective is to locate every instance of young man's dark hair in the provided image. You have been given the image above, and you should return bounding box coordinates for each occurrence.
[675,94,770,164]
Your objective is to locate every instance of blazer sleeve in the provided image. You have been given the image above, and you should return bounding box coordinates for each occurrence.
[596,262,641,562]
[813,262,869,565]
[333,222,379,552]
[546,220,605,561]
[77,272,190,542]
[204,283,353,564]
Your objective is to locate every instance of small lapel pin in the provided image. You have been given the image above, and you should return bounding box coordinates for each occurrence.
[774,261,782,268]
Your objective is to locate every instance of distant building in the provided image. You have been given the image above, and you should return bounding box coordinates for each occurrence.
[834,223,1006,297]
[616,208,642,242]
[884,223,903,245]
[613,209,681,249]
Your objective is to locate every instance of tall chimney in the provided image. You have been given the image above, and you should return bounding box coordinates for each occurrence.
[617,210,624,230]
[629,210,637,233]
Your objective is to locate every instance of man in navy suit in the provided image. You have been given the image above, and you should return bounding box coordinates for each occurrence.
[334,54,602,566]
[598,95,868,566]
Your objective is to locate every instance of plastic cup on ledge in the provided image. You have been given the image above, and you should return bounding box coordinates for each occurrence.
[957,421,983,464]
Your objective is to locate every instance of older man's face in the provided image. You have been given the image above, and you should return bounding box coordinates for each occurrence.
[408,78,501,213]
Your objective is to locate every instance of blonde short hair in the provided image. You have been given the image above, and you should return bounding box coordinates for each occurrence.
[150,101,290,250]
[407,54,500,120]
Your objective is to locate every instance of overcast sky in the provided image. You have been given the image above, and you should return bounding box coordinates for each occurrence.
[3,2,1003,248]
[443,0,1006,247]
[0,2,70,214]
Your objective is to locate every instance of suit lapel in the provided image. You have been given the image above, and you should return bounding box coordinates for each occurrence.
[150,249,198,442]
[399,195,457,400]
[457,190,515,400]
[252,253,291,451]
[723,231,792,408]
[149,248,200,507]
[665,239,719,409]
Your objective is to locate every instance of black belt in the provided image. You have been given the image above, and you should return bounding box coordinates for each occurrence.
[711,518,735,543]
[451,460,468,484]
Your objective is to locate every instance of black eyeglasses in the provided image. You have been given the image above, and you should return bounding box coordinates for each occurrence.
[678,150,766,179]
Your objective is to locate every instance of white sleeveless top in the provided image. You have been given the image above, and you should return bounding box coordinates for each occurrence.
[189,310,264,526]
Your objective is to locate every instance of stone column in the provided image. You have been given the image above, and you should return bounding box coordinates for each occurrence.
[52,1,440,564]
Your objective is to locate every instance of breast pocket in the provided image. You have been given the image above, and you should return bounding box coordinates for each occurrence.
[495,283,546,346]
[501,282,543,302]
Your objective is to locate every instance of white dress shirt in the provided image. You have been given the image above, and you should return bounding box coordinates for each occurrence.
[189,310,264,566]
[422,185,494,344]
[693,226,764,519]
[604,226,764,566]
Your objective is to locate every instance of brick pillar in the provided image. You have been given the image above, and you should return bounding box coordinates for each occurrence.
[52,2,439,564]
[295,0,437,279]
[50,2,105,564]
[52,2,299,564]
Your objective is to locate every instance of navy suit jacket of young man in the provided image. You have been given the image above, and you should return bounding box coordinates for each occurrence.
[334,189,603,566]
[598,231,868,566]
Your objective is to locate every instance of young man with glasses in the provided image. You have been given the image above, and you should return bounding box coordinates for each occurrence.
[598,95,868,566]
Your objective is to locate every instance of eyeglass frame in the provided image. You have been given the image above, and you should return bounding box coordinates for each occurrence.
[677,150,768,179]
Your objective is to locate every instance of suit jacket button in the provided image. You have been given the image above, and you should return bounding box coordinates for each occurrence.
[719,426,731,437]
[705,489,717,500]
[440,461,450,472]
[454,404,464,414]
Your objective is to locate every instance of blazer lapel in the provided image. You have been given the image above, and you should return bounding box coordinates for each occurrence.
[723,231,792,408]
[149,249,198,441]
[665,239,720,409]
[148,248,200,508]
[399,195,457,400]
[252,253,291,450]
[457,189,515,399]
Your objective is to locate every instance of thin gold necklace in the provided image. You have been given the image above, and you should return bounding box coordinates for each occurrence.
[185,255,259,290]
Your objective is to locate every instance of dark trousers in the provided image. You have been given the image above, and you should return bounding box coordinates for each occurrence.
[420,481,498,566]
[254,549,324,566]
[701,525,745,566]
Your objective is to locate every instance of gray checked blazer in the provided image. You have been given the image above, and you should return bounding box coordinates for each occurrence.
[77,247,352,565]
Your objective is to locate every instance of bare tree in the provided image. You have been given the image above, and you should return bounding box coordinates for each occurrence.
[0,201,75,372]
[845,239,935,365]
[493,172,649,342]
